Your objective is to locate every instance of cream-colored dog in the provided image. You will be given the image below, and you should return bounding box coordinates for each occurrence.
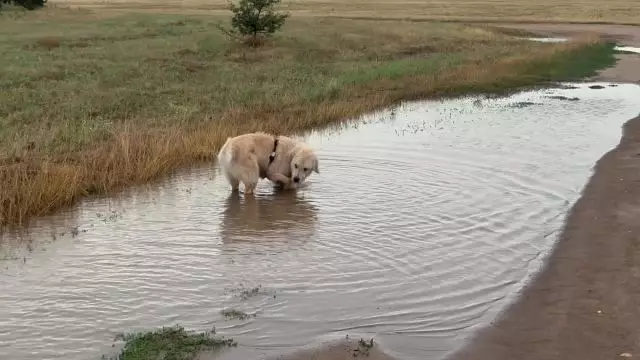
[216,132,319,194]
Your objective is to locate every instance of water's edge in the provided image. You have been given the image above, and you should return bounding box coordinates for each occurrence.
[444,111,640,360]
[2,82,640,360]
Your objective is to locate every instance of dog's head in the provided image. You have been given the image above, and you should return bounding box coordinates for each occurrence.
[290,146,319,185]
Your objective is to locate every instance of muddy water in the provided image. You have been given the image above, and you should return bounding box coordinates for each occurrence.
[2,83,640,360]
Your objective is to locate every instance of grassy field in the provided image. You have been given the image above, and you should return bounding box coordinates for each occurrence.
[55,0,640,25]
[0,3,617,226]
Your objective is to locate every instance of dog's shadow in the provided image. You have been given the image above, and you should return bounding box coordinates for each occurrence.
[219,190,319,247]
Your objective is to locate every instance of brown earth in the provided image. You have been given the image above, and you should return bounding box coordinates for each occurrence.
[260,24,640,360]
[200,338,397,360]
[271,339,397,360]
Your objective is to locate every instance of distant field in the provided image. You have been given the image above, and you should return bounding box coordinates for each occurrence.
[53,0,640,25]
[0,3,617,226]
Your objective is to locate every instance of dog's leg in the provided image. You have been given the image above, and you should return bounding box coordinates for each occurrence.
[266,170,295,190]
[223,171,240,192]
[267,171,290,185]
[243,182,257,194]
[242,176,258,194]
[240,157,260,195]
[230,180,240,192]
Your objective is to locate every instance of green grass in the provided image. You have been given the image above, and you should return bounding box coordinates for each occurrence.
[0,10,565,155]
[433,41,618,96]
[0,7,619,226]
[104,325,236,360]
[523,41,618,80]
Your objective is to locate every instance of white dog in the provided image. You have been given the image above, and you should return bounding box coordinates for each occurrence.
[216,132,319,194]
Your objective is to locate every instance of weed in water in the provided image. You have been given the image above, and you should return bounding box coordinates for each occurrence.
[546,95,580,101]
[240,286,262,299]
[352,338,375,357]
[104,325,236,360]
[225,285,267,300]
[220,308,256,321]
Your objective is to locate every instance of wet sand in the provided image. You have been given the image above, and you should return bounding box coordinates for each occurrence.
[272,339,397,360]
[445,23,640,360]
[269,24,640,360]
[199,339,397,360]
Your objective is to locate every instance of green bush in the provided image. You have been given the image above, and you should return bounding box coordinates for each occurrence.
[1,0,47,10]
[229,0,289,43]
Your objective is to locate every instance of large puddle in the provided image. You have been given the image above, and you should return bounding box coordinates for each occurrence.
[2,83,640,360]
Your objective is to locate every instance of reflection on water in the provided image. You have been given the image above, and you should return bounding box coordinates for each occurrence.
[524,36,640,54]
[615,45,640,54]
[1,83,640,360]
[220,192,318,250]
[523,37,568,43]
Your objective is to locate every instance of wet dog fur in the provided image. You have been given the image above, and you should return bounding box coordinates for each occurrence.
[216,132,320,194]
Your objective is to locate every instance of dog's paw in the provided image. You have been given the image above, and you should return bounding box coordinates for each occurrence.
[274,181,296,191]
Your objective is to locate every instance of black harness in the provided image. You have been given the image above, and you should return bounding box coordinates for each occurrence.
[268,137,279,164]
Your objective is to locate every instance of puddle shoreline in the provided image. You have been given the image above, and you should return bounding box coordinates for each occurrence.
[2,23,640,359]
[256,88,640,360]
[2,81,640,360]
[524,35,640,54]
[442,22,640,360]
[445,113,640,360]
[506,22,640,84]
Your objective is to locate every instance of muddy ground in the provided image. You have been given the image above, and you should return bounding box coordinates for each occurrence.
[261,24,640,360]
[271,339,397,360]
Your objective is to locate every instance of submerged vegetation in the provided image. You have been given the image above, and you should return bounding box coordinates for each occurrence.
[104,325,236,360]
[221,308,256,320]
[0,3,618,226]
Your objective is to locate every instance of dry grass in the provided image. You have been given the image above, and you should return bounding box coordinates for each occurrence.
[52,0,640,25]
[0,5,616,226]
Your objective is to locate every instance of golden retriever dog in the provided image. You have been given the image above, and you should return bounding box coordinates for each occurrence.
[216,132,319,194]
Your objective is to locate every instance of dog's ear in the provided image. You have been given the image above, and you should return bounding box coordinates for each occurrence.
[313,158,320,174]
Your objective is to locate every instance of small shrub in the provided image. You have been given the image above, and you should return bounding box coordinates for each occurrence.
[228,0,289,45]
[7,0,47,10]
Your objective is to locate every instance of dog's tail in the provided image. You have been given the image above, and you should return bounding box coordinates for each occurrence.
[216,137,237,166]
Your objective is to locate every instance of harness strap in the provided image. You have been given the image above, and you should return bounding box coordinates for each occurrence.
[268,137,279,164]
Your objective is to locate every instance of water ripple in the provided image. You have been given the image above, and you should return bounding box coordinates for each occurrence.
[1,83,640,360]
